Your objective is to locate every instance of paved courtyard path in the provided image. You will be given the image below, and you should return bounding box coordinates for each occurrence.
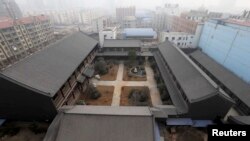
[92,61,162,106]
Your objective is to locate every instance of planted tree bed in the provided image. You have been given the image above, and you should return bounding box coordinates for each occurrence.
[120,86,152,106]
[78,86,114,106]
[123,66,147,81]
[100,64,119,81]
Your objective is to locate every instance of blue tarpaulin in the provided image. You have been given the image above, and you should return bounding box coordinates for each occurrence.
[166,118,213,127]
[193,120,213,127]
[166,118,193,125]
[0,119,6,126]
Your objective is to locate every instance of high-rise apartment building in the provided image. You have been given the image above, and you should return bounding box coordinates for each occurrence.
[0,0,23,19]
[152,3,179,32]
[0,15,54,68]
[171,16,198,34]
[116,6,136,23]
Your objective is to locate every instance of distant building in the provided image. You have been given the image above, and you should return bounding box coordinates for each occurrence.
[171,16,198,34]
[122,16,136,28]
[122,28,157,41]
[0,15,54,68]
[25,9,84,25]
[160,32,195,48]
[136,17,152,28]
[0,32,99,120]
[208,12,223,19]
[181,10,208,22]
[199,19,250,84]
[99,27,117,47]
[152,3,179,32]
[0,0,22,19]
[92,17,112,33]
[242,10,250,21]
[116,6,136,23]
[160,23,203,48]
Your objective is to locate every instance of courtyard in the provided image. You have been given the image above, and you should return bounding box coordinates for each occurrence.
[90,60,164,106]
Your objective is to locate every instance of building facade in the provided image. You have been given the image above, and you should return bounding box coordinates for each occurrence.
[199,19,250,84]
[99,27,117,47]
[152,3,179,32]
[122,28,157,41]
[160,23,203,48]
[159,32,195,48]
[0,15,54,68]
[91,16,112,33]
[180,10,208,22]
[171,16,198,34]
[0,0,23,19]
[116,6,136,23]
[122,16,136,28]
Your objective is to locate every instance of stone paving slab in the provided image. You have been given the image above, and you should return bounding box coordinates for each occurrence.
[92,61,163,106]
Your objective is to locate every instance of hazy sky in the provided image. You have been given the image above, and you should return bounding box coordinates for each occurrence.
[15,0,250,14]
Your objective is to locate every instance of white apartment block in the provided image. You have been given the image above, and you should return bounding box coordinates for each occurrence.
[122,16,136,28]
[99,27,117,47]
[153,3,180,31]
[160,23,203,48]
[91,17,111,33]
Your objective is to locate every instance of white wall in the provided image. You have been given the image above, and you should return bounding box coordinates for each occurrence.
[160,32,195,48]
[99,28,117,47]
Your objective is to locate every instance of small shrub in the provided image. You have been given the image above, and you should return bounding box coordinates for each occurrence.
[150,61,157,69]
[87,84,101,99]
[138,59,144,65]
[0,124,20,137]
[95,59,108,75]
[139,92,148,102]
[29,122,47,134]
[96,57,104,61]
[76,100,86,105]
[90,91,101,99]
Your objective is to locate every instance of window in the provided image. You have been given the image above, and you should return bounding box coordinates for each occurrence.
[165,37,169,41]
[172,37,175,40]
[178,37,181,40]
[177,42,180,46]
[191,36,193,38]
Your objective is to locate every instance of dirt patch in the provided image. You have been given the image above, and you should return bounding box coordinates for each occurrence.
[120,86,152,106]
[162,127,207,141]
[1,129,45,141]
[0,122,49,141]
[79,86,114,106]
[123,66,147,81]
[100,64,119,81]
